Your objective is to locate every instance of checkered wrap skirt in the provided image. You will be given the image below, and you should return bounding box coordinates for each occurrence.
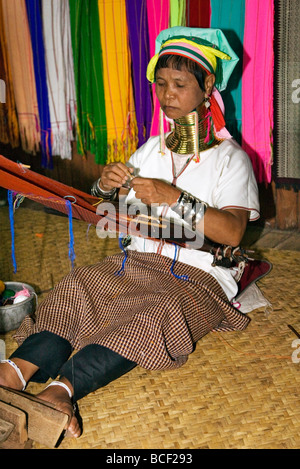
[14,251,250,370]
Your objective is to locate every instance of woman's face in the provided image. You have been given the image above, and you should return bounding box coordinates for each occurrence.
[155,66,206,120]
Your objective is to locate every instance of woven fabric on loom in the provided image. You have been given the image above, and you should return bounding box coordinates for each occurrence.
[274,0,300,187]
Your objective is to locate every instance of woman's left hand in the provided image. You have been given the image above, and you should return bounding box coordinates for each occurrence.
[131,177,180,207]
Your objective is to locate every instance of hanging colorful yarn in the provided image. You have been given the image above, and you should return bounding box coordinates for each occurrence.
[170,243,189,281]
[65,198,76,269]
[0,2,274,186]
[69,0,108,164]
[125,0,152,147]
[0,1,20,149]
[7,190,17,274]
[25,0,52,169]
[1,0,41,155]
[98,0,138,164]
[115,233,128,276]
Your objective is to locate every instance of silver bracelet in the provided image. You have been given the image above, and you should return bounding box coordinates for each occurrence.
[172,190,208,229]
[91,178,118,201]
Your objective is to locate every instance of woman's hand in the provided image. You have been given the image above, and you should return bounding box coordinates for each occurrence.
[100,163,134,191]
[131,177,181,206]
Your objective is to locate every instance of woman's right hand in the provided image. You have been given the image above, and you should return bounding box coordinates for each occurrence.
[100,163,134,191]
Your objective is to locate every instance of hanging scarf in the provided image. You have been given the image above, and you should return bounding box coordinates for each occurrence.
[146,0,170,136]
[98,0,137,163]
[0,1,19,148]
[186,0,211,27]
[41,0,76,160]
[170,0,186,27]
[241,0,274,183]
[1,0,40,155]
[125,0,152,147]
[69,0,107,164]
[25,0,53,169]
[210,0,246,144]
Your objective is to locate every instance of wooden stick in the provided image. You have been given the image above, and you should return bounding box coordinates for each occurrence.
[288,324,300,339]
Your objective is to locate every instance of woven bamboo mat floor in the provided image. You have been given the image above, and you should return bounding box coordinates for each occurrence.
[0,203,300,449]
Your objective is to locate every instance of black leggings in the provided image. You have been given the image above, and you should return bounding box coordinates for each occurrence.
[10,331,137,402]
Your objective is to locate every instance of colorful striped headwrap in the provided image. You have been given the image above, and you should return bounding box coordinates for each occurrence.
[146,26,239,92]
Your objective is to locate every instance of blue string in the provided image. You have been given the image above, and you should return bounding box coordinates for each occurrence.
[66,199,76,269]
[170,244,189,281]
[7,190,17,273]
[115,234,128,276]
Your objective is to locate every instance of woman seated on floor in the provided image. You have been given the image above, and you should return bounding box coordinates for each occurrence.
[0,26,259,439]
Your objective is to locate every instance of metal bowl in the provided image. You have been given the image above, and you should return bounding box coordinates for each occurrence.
[0,282,36,332]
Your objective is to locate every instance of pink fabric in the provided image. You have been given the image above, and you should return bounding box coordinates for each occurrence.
[241,0,274,183]
[146,0,170,136]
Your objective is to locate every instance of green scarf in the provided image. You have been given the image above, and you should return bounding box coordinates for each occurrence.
[69,0,107,164]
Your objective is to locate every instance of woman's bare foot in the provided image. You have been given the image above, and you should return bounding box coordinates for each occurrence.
[37,383,81,438]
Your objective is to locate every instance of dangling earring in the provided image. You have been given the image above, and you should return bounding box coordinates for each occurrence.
[204,94,211,109]
[203,94,213,145]
[190,110,200,163]
[159,107,166,155]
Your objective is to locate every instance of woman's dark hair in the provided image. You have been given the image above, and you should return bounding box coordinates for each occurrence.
[154,54,207,91]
